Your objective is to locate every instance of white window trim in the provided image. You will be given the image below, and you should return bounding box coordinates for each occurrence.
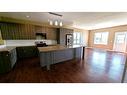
[73,32,81,45]
[94,32,109,45]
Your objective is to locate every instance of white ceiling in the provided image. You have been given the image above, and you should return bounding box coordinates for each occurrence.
[0,12,127,30]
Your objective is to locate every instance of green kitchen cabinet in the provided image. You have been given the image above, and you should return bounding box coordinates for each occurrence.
[0,51,11,74]
[27,24,36,39]
[16,46,39,60]
[0,22,58,40]
[1,22,25,39]
[0,48,17,74]
[0,22,36,40]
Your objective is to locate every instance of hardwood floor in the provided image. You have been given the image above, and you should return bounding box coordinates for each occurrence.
[0,48,126,83]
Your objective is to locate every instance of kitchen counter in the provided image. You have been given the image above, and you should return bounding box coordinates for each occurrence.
[0,44,57,52]
[0,46,16,52]
[38,45,85,70]
[38,45,85,52]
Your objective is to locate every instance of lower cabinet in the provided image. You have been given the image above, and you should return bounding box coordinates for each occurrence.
[10,48,17,68]
[39,47,82,68]
[16,46,39,59]
[0,46,38,74]
[53,49,74,64]
[0,48,17,74]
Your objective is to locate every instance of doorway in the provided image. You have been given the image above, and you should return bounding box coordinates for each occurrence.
[113,32,127,52]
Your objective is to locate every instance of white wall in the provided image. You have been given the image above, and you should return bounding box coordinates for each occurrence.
[5,40,57,46]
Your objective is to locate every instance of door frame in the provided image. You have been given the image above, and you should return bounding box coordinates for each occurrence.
[113,32,127,52]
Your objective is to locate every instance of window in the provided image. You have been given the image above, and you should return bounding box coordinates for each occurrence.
[116,34,126,43]
[94,32,109,45]
[73,32,81,44]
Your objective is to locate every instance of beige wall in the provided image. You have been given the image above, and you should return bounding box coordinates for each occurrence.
[88,25,127,50]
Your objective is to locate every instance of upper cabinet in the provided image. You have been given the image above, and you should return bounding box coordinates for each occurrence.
[0,22,73,42]
[46,27,57,40]
[35,25,44,33]
[0,22,57,40]
[24,24,36,39]
[0,22,36,40]
[35,25,57,40]
[1,22,21,39]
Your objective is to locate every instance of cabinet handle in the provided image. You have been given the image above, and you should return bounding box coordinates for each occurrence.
[6,54,9,56]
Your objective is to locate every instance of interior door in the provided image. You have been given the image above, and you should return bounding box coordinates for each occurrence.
[113,32,127,52]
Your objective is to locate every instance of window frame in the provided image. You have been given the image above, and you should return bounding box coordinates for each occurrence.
[94,32,109,45]
[73,32,81,45]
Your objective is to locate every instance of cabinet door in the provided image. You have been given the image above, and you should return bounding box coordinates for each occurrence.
[22,24,28,39]
[10,48,17,68]
[46,27,57,40]
[1,23,11,39]
[16,24,24,40]
[11,23,19,39]
[16,47,24,59]
[29,24,35,39]
[23,46,38,58]
[25,24,35,39]
[0,51,11,74]
[1,22,25,40]
[1,22,36,40]
[16,46,38,59]
[35,25,43,33]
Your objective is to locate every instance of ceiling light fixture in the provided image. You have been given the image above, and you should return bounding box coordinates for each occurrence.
[26,15,30,18]
[49,20,53,25]
[48,12,63,27]
[60,21,63,26]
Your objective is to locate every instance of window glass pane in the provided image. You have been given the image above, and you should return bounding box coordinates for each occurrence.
[101,32,108,44]
[73,40,76,44]
[73,32,81,44]
[73,33,77,39]
[77,33,80,39]
[94,33,101,44]
[116,34,125,43]
[77,39,80,44]
[94,32,109,45]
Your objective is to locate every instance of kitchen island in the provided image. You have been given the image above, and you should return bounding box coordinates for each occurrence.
[38,45,85,70]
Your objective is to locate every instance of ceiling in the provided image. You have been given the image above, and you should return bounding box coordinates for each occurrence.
[0,12,127,30]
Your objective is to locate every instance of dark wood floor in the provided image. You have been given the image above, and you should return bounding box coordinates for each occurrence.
[0,48,126,83]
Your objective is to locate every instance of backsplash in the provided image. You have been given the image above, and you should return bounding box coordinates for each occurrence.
[5,40,57,46]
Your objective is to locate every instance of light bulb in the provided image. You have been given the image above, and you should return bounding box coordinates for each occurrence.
[55,21,58,26]
[49,21,53,25]
[26,15,30,18]
[60,21,63,26]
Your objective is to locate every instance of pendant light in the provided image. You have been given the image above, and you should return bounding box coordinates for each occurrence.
[48,12,63,27]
